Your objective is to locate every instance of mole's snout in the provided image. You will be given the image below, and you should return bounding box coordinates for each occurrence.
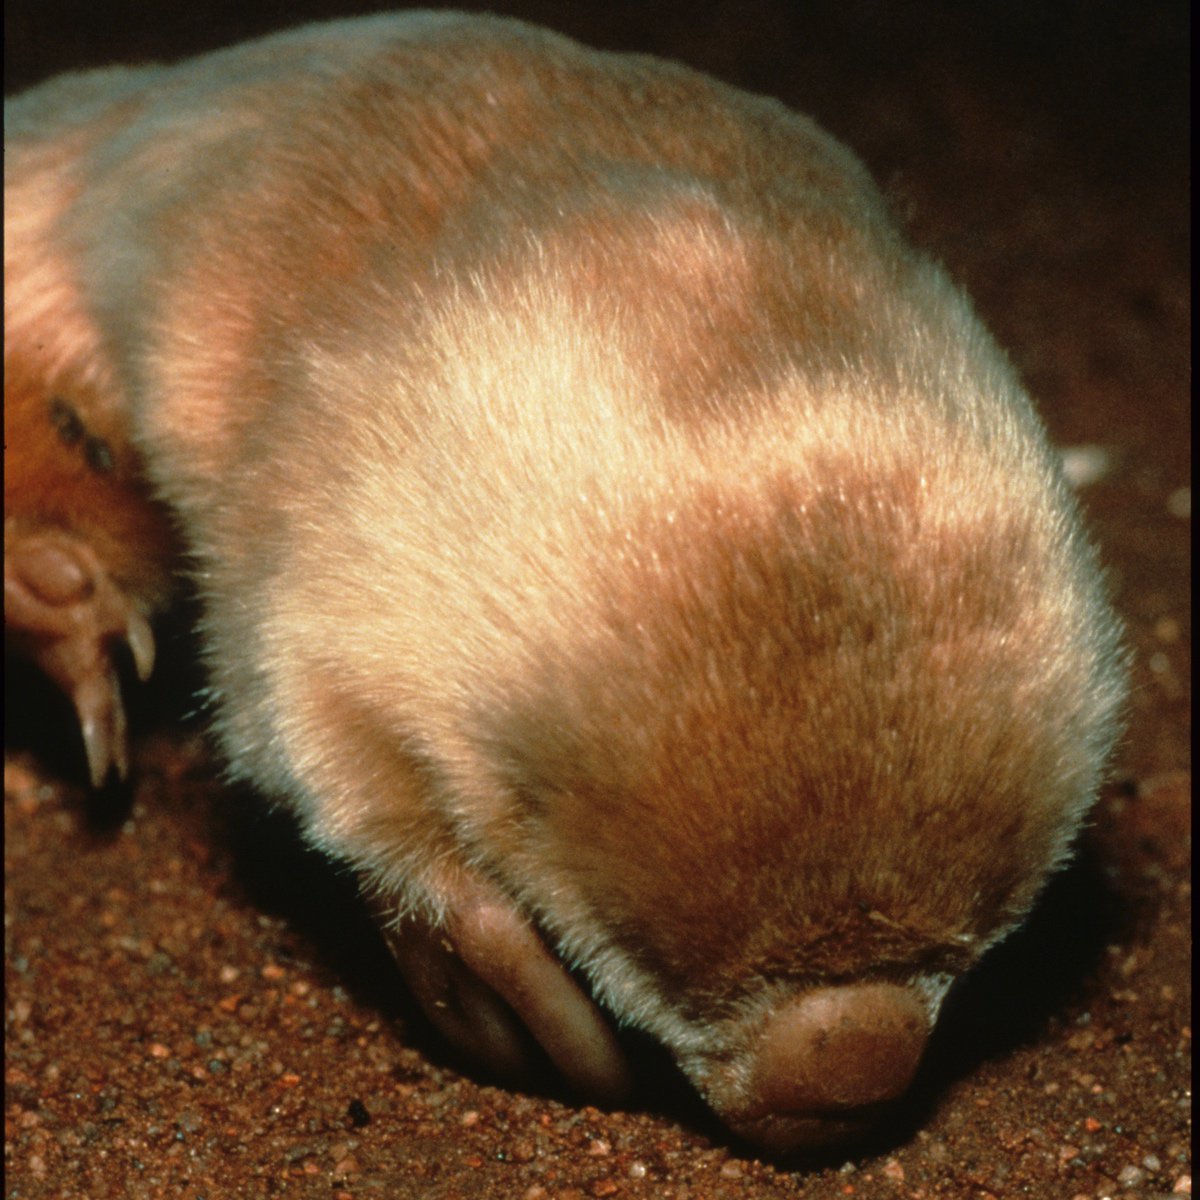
[720,983,929,1152]
[753,982,929,1111]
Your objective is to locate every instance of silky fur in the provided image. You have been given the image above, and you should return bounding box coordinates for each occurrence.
[5,12,1126,1136]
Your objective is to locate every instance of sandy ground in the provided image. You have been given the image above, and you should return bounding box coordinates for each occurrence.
[5,2,1190,1198]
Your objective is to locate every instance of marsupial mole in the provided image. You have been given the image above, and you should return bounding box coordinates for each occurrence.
[4,12,1126,1152]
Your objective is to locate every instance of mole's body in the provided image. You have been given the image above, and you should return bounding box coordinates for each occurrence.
[4,13,1125,1151]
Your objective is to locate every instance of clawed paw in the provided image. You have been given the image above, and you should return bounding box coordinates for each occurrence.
[5,522,155,785]
[373,869,633,1104]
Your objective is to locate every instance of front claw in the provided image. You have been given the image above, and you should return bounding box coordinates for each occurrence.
[375,869,634,1105]
[5,522,156,785]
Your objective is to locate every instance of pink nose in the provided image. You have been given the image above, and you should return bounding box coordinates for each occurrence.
[748,983,929,1116]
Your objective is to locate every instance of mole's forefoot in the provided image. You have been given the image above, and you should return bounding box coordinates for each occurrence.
[373,870,633,1104]
[5,522,155,785]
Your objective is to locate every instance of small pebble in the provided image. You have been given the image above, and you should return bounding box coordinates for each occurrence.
[1166,486,1190,518]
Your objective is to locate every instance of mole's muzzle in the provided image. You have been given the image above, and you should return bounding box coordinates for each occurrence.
[703,982,930,1152]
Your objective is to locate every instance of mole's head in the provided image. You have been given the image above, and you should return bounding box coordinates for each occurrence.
[453,457,1125,1151]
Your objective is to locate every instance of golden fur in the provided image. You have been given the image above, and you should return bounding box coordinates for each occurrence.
[5,12,1126,1149]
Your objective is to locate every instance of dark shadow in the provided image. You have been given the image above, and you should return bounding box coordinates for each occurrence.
[210,787,411,1021]
[6,650,95,783]
[918,832,1123,1079]
[886,829,1123,1159]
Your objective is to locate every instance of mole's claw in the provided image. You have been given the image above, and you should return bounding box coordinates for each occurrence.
[5,522,152,784]
[73,667,128,786]
[375,871,633,1104]
[125,608,156,681]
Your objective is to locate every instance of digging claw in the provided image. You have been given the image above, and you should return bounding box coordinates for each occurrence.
[125,607,156,682]
[375,871,633,1104]
[5,523,155,784]
[73,666,129,786]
